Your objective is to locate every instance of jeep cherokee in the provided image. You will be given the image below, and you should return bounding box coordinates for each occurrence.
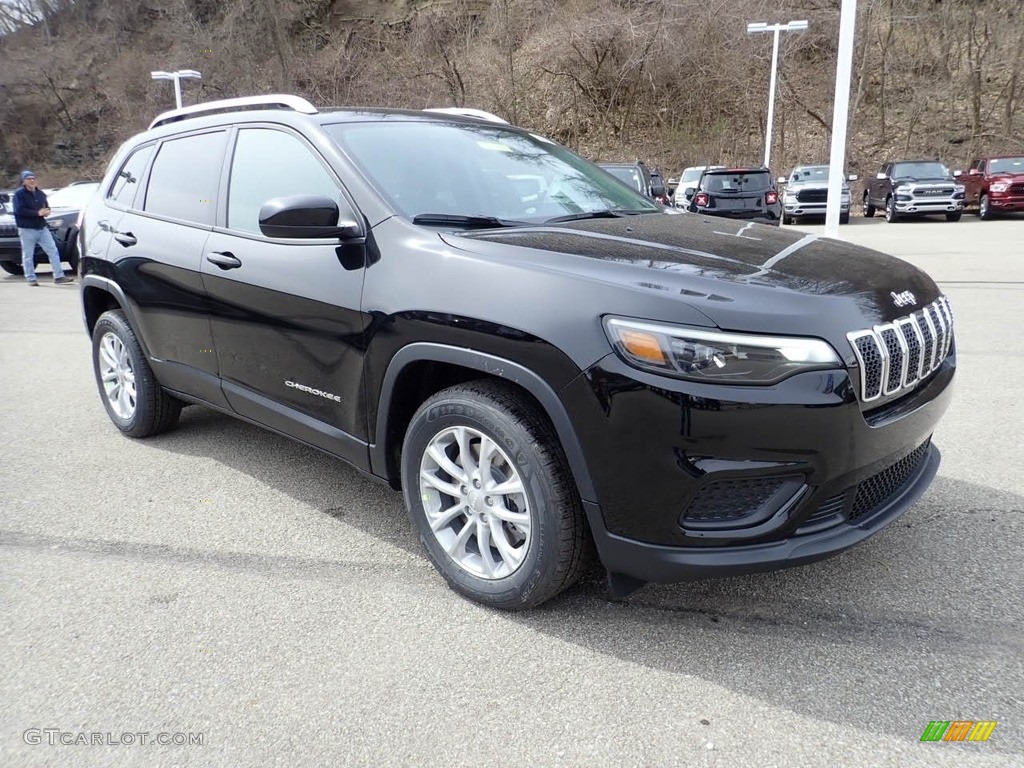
[79,95,955,609]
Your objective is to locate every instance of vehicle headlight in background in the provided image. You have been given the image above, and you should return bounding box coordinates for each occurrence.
[991,182,1009,192]
[895,185,912,194]
[603,317,841,384]
[953,184,965,194]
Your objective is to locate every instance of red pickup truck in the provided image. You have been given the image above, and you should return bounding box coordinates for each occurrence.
[961,155,1024,219]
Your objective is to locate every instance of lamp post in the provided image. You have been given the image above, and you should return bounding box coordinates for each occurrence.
[746,20,808,168]
[150,70,202,109]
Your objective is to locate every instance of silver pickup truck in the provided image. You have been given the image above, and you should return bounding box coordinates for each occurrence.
[779,165,854,224]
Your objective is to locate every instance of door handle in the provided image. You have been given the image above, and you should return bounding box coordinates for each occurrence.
[113,232,137,247]
[207,251,242,269]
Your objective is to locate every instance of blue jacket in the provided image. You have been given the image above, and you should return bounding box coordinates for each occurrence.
[13,186,49,229]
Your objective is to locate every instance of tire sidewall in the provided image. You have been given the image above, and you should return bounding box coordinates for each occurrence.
[92,313,149,435]
[402,395,562,608]
[885,196,897,222]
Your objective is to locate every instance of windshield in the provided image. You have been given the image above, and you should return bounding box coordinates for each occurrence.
[790,166,831,183]
[680,168,705,183]
[988,157,1024,174]
[48,183,101,208]
[325,121,659,223]
[601,166,645,193]
[891,162,950,179]
[701,171,772,192]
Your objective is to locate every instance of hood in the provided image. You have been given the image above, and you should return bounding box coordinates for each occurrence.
[895,176,956,184]
[786,180,850,192]
[439,212,941,337]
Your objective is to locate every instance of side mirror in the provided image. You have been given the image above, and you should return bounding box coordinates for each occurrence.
[684,188,695,200]
[259,195,361,239]
[952,170,963,177]
[776,176,786,184]
[0,193,8,204]
[847,174,859,182]
[875,172,888,180]
[967,168,982,176]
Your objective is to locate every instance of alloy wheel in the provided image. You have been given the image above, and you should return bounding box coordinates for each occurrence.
[98,332,137,419]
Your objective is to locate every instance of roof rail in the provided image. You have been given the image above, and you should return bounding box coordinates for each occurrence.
[149,94,318,130]
[423,107,509,125]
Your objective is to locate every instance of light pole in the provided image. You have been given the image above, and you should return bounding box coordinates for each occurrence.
[151,70,202,109]
[746,20,808,168]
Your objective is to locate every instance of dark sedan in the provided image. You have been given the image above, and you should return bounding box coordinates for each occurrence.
[0,181,100,276]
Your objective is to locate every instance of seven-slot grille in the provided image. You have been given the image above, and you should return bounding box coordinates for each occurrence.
[847,296,953,403]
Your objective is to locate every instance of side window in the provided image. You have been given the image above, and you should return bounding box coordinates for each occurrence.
[107,144,155,208]
[144,131,227,226]
[227,129,340,235]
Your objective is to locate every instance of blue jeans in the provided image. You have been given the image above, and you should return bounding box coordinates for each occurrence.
[19,227,65,281]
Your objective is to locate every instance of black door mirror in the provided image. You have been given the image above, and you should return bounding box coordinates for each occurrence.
[259,195,361,239]
[0,193,9,205]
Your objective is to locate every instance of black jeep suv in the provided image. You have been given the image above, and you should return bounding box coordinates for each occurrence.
[685,167,783,225]
[79,96,955,609]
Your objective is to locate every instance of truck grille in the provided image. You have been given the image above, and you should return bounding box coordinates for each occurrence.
[0,224,18,237]
[1009,183,1024,195]
[796,189,828,203]
[912,186,953,197]
[847,296,953,403]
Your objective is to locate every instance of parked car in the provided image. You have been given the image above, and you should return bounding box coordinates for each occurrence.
[597,161,669,204]
[862,160,964,223]
[684,166,782,225]
[778,165,855,224]
[79,95,954,609]
[960,155,1024,219]
[0,181,99,276]
[671,164,726,207]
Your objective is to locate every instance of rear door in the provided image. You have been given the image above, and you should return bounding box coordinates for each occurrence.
[200,125,371,465]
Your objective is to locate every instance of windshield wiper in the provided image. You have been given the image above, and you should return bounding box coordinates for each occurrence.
[411,213,528,228]
[544,209,653,223]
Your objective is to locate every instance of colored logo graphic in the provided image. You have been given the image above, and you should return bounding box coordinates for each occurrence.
[920,721,996,742]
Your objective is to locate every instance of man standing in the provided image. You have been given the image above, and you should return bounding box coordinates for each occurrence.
[12,170,73,286]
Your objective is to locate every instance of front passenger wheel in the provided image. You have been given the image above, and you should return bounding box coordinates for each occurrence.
[885,196,900,223]
[401,380,590,610]
[979,194,992,220]
[1,261,24,275]
[92,309,182,437]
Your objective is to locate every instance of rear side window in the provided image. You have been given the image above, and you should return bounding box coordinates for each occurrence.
[144,131,227,225]
[227,129,339,235]
[107,145,155,208]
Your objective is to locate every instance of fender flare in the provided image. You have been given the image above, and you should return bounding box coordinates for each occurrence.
[371,342,598,503]
[79,274,154,360]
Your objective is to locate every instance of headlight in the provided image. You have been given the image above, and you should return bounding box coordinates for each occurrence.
[991,182,1009,192]
[784,192,798,201]
[895,185,912,194]
[953,184,965,194]
[603,317,841,384]
[46,218,65,229]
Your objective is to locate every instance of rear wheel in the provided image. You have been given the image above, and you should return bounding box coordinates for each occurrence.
[979,193,992,220]
[91,309,182,437]
[1,261,24,275]
[863,194,876,218]
[401,380,590,610]
[885,196,900,223]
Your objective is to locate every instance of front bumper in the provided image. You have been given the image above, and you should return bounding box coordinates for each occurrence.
[893,198,964,214]
[989,193,1024,210]
[783,201,850,216]
[562,349,954,583]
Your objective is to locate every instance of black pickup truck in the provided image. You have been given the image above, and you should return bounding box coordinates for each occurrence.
[862,160,965,223]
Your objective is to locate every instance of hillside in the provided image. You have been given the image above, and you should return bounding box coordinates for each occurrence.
[2,0,1023,185]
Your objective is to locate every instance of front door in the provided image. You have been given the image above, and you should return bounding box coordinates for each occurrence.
[200,126,370,465]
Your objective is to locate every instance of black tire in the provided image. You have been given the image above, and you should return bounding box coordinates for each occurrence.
[782,214,794,225]
[885,196,900,223]
[979,193,992,220]
[839,212,850,225]
[65,246,80,275]
[863,194,876,218]
[401,379,590,610]
[1,261,24,275]
[91,309,182,438]
[945,211,962,222]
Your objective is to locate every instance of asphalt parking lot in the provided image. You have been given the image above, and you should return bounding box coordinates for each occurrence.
[1,215,1022,768]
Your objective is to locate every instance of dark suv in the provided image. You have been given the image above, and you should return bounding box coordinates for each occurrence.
[79,95,955,609]
[598,162,669,204]
[685,167,782,225]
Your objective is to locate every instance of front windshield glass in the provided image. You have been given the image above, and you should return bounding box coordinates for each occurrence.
[48,183,101,208]
[680,167,705,183]
[892,162,950,179]
[701,171,772,192]
[790,166,831,182]
[988,157,1024,174]
[324,121,659,223]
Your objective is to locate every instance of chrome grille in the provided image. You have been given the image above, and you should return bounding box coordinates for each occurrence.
[847,296,953,403]
[912,186,953,197]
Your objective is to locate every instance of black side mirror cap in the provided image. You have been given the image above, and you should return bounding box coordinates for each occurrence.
[259,195,362,239]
